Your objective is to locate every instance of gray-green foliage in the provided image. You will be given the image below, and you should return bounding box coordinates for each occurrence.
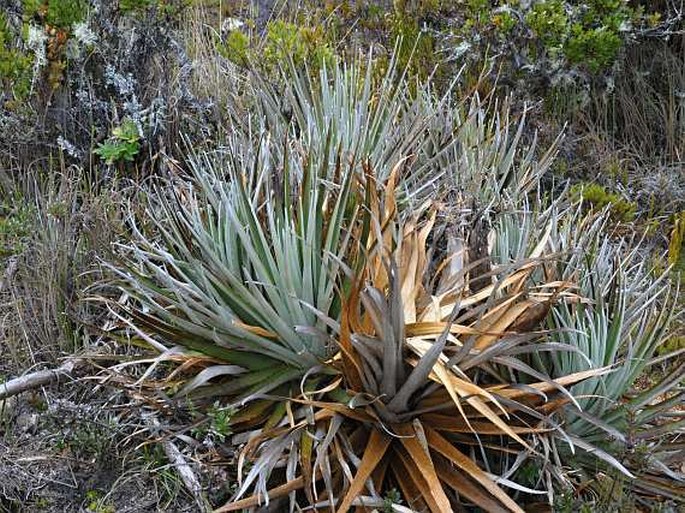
[531,207,683,497]
[111,54,683,508]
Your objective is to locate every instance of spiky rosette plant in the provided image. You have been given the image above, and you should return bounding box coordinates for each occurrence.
[204,167,623,513]
[108,57,683,511]
[111,129,367,407]
[111,141,610,511]
[110,55,564,418]
[534,208,684,503]
[487,202,684,504]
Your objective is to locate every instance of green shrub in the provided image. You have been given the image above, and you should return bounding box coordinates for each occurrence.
[524,0,631,71]
[0,199,34,257]
[566,25,623,72]
[526,0,568,48]
[219,19,335,72]
[262,20,334,71]
[491,10,517,34]
[0,13,33,103]
[218,29,249,64]
[452,0,639,88]
[22,0,87,28]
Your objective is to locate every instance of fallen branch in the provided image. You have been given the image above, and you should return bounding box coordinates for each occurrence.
[0,359,84,401]
[148,417,211,513]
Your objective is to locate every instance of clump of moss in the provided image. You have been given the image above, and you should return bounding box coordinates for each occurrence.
[657,336,685,356]
[571,182,637,222]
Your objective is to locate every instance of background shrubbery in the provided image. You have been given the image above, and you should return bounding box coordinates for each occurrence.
[0,0,202,176]
[2,0,683,206]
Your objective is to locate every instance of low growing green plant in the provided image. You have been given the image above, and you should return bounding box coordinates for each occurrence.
[566,24,623,72]
[22,0,87,29]
[85,490,115,513]
[668,210,685,269]
[526,0,568,48]
[571,182,636,221]
[0,198,34,257]
[94,119,142,165]
[262,20,334,72]
[218,29,249,64]
[657,335,685,356]
[191,400,235,443]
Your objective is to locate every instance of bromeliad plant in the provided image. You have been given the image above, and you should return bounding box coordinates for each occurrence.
[231,51,559,210]
[489,201,684,504]
[112,145,621,511]
[535,208,685,502]
[216,168,616,512]
[110,59,682,511]
[113,128,365,404]
[112,54,561,409]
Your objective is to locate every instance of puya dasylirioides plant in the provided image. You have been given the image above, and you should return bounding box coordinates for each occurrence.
[216,163,620,512]
[488,197,684,504]
[113,146,605,512]
[108,57,682,510]
[110,53,562,410]
[537,207,683,502]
